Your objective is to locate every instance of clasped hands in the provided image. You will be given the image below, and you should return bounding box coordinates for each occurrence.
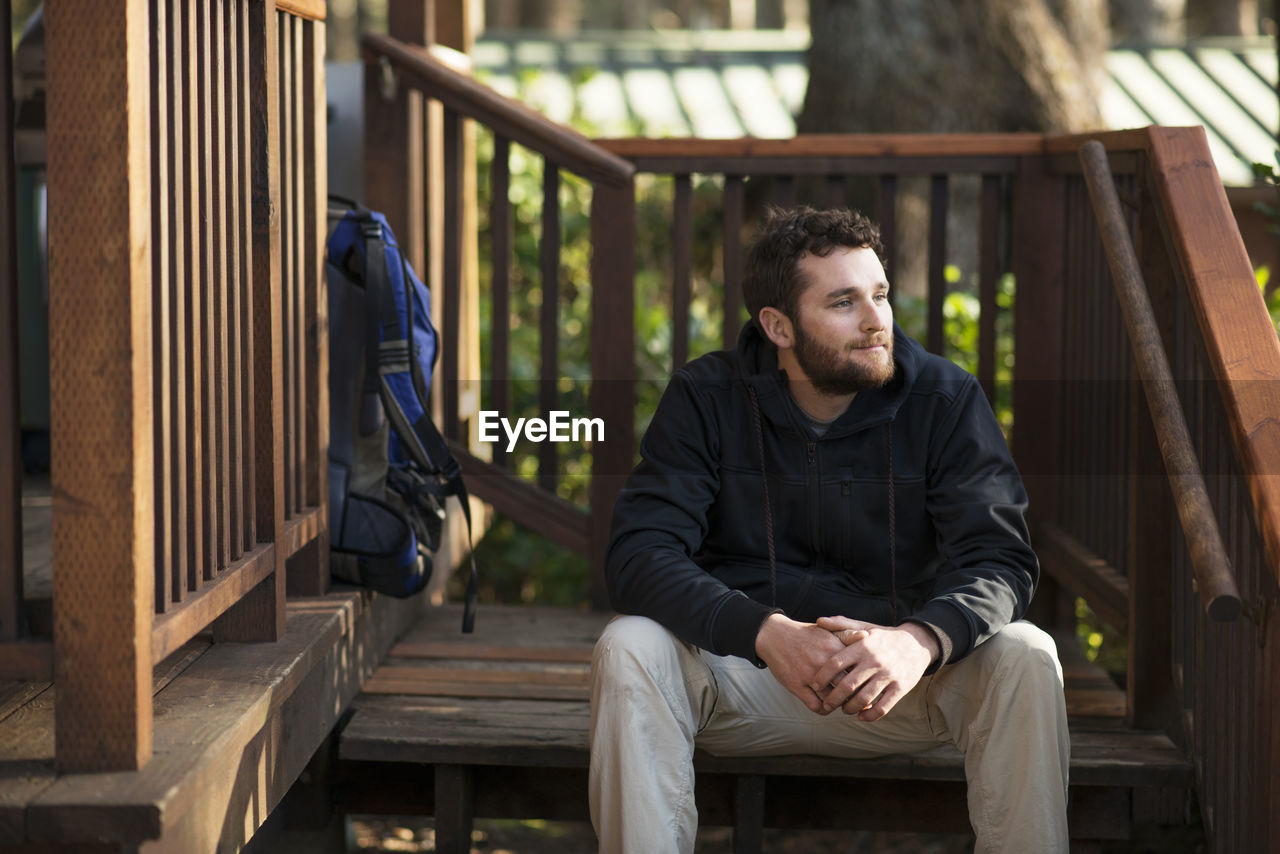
[753,612,939,721]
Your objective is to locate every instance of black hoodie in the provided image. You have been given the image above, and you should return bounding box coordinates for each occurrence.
[605,321,1038,670]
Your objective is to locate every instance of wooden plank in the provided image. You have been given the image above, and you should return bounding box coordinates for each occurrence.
[151,544,276,663]
[183,0,206,595]
[0,641,53,682]
[45,0,155,772]
[25,605,351,846]
[395,604,611,646]
[733,775,766,854]
[877,174,897,299]
[290,12,308,523]
[212,0,232,575]
[1147,127,1280,587]
[389,642,593,663]
[927,174,947,355]
[672,174,693,370]
[596,135,1046,159]
[216,0,286,643]
[225,0,245,564]
[489,135,512,470]
[361,678,588,701]
[364,33,634,188]
[168,0,191,603]
[443,108,464,440]
[151,0,174,613]
[198,0,218,584]
[1127,168,1176,733]
[588,182,637,609]
[279,11,296,521]
[0,0,19,641]
[434,765,475,854]
[277,0,327,21]
[977,175,1000,404]
[237,0,257,554]
[449,444,589,555]
[293,14,329,596]
[722,175,745,347]
[538,163,561,492]
[620,154,1022,178]
[1034,521,1130,634]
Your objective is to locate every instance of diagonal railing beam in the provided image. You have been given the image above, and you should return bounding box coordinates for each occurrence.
[1079,139,1240,622]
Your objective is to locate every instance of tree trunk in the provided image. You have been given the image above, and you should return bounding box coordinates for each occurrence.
[799,0,1106,135]
[1109,0,1187,41]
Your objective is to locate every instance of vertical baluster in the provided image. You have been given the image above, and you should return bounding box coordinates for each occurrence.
[183,0,205,594]
[539,163,561,493]
[291,13,308,518]
[489,136,512,470]
[303,16,328,589]
[199,0,218,582]
[0,0,18,639]
[824,174,845,211]
[238,0,256,552]
[225,0,244,563]
[167,0,189,602]
[278,12,295,521]
[672,175,692,370]
[772,175,796,208]
[722,176,745,347]
[926,174,947,355]
[977,175,1000,405]
[442,108,463,439]
[212,0,231,574]
[877,175,897,306]
[151,0,172,611]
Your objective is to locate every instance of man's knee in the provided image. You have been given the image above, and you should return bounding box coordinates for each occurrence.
[592,615,682,684]
[980,621,1064,688]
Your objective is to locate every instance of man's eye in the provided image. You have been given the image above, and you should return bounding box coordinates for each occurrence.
[834,299,851,308]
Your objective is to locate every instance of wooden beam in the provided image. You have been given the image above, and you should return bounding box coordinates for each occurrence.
[1146,126,1280,589]
[1034,521,1130,635]
[216,0,286,642]
[45,0,155,771]
[595,134,1046,159]
[0,0,23,642]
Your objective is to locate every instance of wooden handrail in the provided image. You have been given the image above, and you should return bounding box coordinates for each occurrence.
[275,0,326,22]
[361,33,635,187]
[1144,127,1280,589]
[1079,140,1241,622]
[596,134,1046,159]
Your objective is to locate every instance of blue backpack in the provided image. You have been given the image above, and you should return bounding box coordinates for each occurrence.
[326,199,477,632]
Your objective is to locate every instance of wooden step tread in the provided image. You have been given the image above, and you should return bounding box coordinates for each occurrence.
[345,605,1183,789]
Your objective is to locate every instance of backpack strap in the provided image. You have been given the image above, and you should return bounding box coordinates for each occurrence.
[357,210,479,634]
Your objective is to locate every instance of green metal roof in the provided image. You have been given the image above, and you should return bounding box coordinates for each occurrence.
[473,31,1278,186]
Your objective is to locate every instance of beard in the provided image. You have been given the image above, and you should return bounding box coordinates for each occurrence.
[791,320,896,396]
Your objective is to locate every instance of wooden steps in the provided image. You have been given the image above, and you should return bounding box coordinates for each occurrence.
[337,605,1195,852]
[0,588,423,852]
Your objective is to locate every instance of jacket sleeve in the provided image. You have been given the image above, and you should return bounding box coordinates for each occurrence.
[605,371,778,661]
[908,376,1039,668]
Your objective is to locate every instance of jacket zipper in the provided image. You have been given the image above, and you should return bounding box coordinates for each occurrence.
[840,479,851,567]
[807,441,821,555]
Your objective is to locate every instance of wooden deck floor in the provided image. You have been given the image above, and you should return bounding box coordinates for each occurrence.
[337,605,1194,849]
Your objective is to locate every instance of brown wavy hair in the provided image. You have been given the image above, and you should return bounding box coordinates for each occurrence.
[742,206,886,325]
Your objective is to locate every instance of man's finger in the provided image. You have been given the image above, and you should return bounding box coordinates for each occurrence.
[836,628,869,645]
[855,681,906,721]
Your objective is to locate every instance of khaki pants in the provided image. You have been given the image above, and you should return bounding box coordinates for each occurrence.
[589,616,1069,853]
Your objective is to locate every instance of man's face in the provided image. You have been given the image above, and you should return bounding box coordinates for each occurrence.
[788,247,895,396]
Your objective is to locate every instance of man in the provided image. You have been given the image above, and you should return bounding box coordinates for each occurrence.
[589,207,1069,852]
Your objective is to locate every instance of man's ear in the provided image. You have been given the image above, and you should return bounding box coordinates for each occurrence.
[757,306,794,350]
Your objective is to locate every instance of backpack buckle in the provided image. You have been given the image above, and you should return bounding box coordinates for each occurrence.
[361,222,383,240]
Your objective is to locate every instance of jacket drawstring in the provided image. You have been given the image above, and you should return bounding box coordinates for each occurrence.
[748,386,778,607]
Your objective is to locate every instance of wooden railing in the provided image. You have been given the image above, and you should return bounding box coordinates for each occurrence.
[360,29,636,606]
[356,43,1278,844]
[0,0,329,772]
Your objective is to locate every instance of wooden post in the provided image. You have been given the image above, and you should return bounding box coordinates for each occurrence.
[46,0,156,770]
[1,0,23,641]
[1126,160,1175,733]
[217,0,285,641]
[1011,154,1068,630]
[287,15,331,597]
[434,764,474,854]
[588,181,636,610]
